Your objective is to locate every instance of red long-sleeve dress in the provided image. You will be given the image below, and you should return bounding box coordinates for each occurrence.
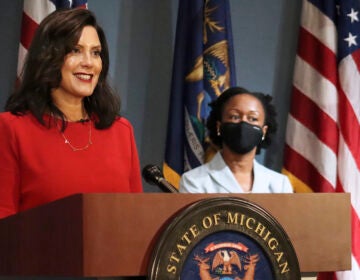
[0,112,143,219]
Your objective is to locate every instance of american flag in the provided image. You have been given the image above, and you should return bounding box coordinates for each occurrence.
[283,0,360,279]
[17,0,87,76]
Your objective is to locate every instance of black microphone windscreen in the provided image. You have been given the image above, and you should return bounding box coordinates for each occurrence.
[142,164,163,185]
[142,164,179,193]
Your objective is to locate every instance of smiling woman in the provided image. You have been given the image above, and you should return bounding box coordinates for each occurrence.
[0,8,143,219]
[52,25,103,120]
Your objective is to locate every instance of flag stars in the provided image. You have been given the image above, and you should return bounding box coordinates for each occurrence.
[344,32,357,47]
[347,8,359,23]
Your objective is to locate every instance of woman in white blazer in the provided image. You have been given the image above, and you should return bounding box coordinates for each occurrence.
[179,87,293,194]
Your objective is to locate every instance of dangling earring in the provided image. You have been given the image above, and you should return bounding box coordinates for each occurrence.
[217,128,221,136]
[262,134,265,141]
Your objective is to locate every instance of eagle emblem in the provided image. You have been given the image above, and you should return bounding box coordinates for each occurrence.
[194,252,260,280]
[212,250,242,274]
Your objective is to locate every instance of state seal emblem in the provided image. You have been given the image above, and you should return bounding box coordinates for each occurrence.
[148,197,300,279]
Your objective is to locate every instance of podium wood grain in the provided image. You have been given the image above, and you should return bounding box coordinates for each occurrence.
[0,193,351,277]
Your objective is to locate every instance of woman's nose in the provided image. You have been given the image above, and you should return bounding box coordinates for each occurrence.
[81,52,93,67]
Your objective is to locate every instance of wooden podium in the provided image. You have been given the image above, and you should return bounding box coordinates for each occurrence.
[0,193,351,277]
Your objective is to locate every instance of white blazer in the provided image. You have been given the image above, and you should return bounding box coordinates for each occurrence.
[179,152,293,193]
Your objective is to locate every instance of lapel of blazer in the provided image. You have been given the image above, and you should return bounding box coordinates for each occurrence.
[252,160,271,193]
[207,152,241,193]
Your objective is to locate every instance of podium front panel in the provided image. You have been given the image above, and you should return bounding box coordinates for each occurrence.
[0,193,351,277]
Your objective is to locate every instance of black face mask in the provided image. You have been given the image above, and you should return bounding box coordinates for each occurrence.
[220,122,264,154]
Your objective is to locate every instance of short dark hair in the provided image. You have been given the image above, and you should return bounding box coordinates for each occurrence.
[206,86,278,153]
[5,8,120,130]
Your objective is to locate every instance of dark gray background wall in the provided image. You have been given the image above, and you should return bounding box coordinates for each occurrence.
[0,0,302,192]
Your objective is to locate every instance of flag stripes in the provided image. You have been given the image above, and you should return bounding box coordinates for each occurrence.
[293,57,338,122]
[285,116,337,189]
[18,1,56,76]
[289,87,338,153]
[297,29,338,83]
[284,0,360,278]
[20,12,40,49]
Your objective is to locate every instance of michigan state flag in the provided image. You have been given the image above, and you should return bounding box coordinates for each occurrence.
[163,0,236,189]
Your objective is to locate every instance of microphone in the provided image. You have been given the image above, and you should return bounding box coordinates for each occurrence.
[142,164,179,193]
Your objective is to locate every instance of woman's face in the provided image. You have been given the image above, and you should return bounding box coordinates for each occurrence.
[219,93,268,133]
[54,25,102,101]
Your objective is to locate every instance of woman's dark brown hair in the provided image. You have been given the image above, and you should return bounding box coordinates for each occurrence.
[5,8,120,130]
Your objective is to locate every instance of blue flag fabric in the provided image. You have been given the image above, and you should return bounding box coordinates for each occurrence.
[164,0,236,188]
[51,0,87,8]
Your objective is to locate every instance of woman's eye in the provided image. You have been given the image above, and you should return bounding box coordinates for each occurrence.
[248,116,258,122]
[92,50,101,57]
[71,48,81,54]
[230,115,240,120]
